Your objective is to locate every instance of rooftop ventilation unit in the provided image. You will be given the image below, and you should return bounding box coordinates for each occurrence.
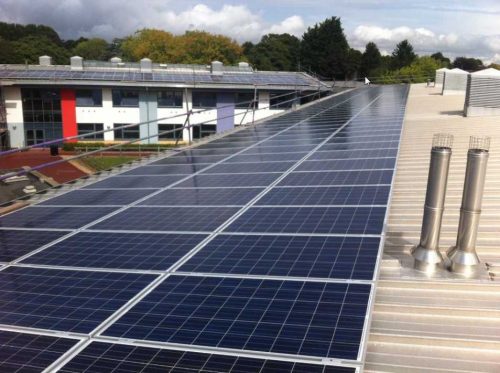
[211,61,224,76]
[464,68,500,117]
[110,57,122,66]
[140,58,152,73]
[442,68,469,95]
[435,67,450,86]
[39,55,52,66]
[70,56,83,71]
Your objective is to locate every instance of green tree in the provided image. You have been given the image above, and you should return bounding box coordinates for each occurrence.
[344,48,362,80]
[398,56,445,82]
[178,31,243,65]
[244,33,300,71]
[431,52,451,67]
[0,22,62,45]
[453,57,484,71]
[391,39,417,69]
[73,38,110,60]
[0,35,70,64]
[120,29,179,62]
[360,42,382,76]
[300,17,349,78]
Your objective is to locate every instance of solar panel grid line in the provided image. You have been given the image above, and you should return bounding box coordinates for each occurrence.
[8,91,362,267]
[355,84,409,368]
[41,339,92,373]
[13,262,166,276]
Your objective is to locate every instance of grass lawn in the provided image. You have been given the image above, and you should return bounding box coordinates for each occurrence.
[81,156,139,172]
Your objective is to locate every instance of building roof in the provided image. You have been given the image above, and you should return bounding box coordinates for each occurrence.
[0,59,329,91]
[448,67,469,74]
[471,67,500,77]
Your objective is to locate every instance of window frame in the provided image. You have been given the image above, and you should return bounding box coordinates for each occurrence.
[157,90,183,108]
[112,89,140,107]
[113,123,140,140]
[192,91,217,109]
[77,123,104,140]
[76,89,103,107]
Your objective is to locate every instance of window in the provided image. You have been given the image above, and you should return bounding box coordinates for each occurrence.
[235,92,258,109]
[114,123,139,140]
[76,89,102,107]
[270,92,294,110]
[193,124,217,139]
[158,124,183,140]
[22,88,61,123]
[158,90,183,107]
[78,123,104,140]
[192,92,217,108]
[112,89,139,107]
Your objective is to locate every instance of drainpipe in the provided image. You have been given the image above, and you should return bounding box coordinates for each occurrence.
[447,136,490,276]
[412,133,453,272]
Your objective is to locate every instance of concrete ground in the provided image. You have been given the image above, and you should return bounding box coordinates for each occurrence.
[365,84,500,372]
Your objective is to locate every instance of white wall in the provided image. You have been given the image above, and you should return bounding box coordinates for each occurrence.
[4,87,24,148]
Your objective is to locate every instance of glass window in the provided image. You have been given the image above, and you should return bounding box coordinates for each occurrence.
[76,89,102,107]
[158,124,183,140]
[235,92,258,109]
[158,90,183,108]
[192,92,217,108]
[21,88,62,125]
[112,90,139,107]
[270,92,294,110]
[193,124,217,139]
[78,123,104,140]
[114,123,139,140]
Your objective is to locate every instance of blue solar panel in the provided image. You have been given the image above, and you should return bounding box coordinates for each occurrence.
[0,330,79,373]
[257,185,390,206]
[319,141,400,151]
[295,158,397,171]
[175,173,280,188]
[122,164,210,176]
[23,232,207,270]
[224,206,386,235]
[95,207,240,232]
[84,175,185,189]
[40,189,152,206]
[225,152,308,163]
[203,161,296,174]
[0,229,67,262]
[150,155,228,165]
[180,234,380,280]
[0,266,156,333]
[310,149,398,160]
[102,275,371,360]
[59,342,354,373]
[0,207,117,229]
[140,187,264,206]
[278,170,394,186]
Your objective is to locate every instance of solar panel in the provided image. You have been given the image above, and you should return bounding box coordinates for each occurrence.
[40,189,152,206]
[0,86,409,371]
[60,342,355,373]
[180,234,380,280]
[0,206,117,229]
[0,266,156,333]
[224,206,386,235]
[102,275,371,360]
[139,187,264,206]
[0,330,79,373]
[95,206,241,232]
[22,232,207,270]
[0,229,67,262]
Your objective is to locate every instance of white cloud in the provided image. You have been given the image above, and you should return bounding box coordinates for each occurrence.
[265,15,305,36]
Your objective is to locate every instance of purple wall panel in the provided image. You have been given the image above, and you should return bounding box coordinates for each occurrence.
[217,92,235,133]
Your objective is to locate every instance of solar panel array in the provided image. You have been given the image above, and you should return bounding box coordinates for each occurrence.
[0,68,321,87]
[0,85,408,372]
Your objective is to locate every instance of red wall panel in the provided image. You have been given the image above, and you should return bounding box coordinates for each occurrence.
[60,89,77,141]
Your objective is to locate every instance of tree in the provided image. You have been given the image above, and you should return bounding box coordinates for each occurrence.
[0,35,70,64]
[398,56,446,82]
[360,42,382,76]
[178,31,243,65]
[301,17,349,79]
[73,38,110,60]
[431,52,451,67]
[120,29,179,62]
[391,39,417,69]
[244,33,300,71]
[0,22,62,45]
[344,48,362,80]
[453,57,484,71]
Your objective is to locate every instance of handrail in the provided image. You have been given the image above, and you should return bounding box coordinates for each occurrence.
[0,90,307,157]
[0,89,327,183]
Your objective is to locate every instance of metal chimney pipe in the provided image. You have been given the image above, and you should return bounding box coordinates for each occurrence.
[412,133,453,272]
[447,136,490,276]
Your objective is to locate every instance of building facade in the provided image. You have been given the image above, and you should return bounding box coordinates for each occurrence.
[0,57,328,148]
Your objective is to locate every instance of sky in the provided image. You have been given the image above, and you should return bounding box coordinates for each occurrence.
[1,0,500,63]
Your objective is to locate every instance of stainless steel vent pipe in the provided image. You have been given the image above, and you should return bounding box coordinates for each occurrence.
[447,136,490,275]
[412,134,453,272]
